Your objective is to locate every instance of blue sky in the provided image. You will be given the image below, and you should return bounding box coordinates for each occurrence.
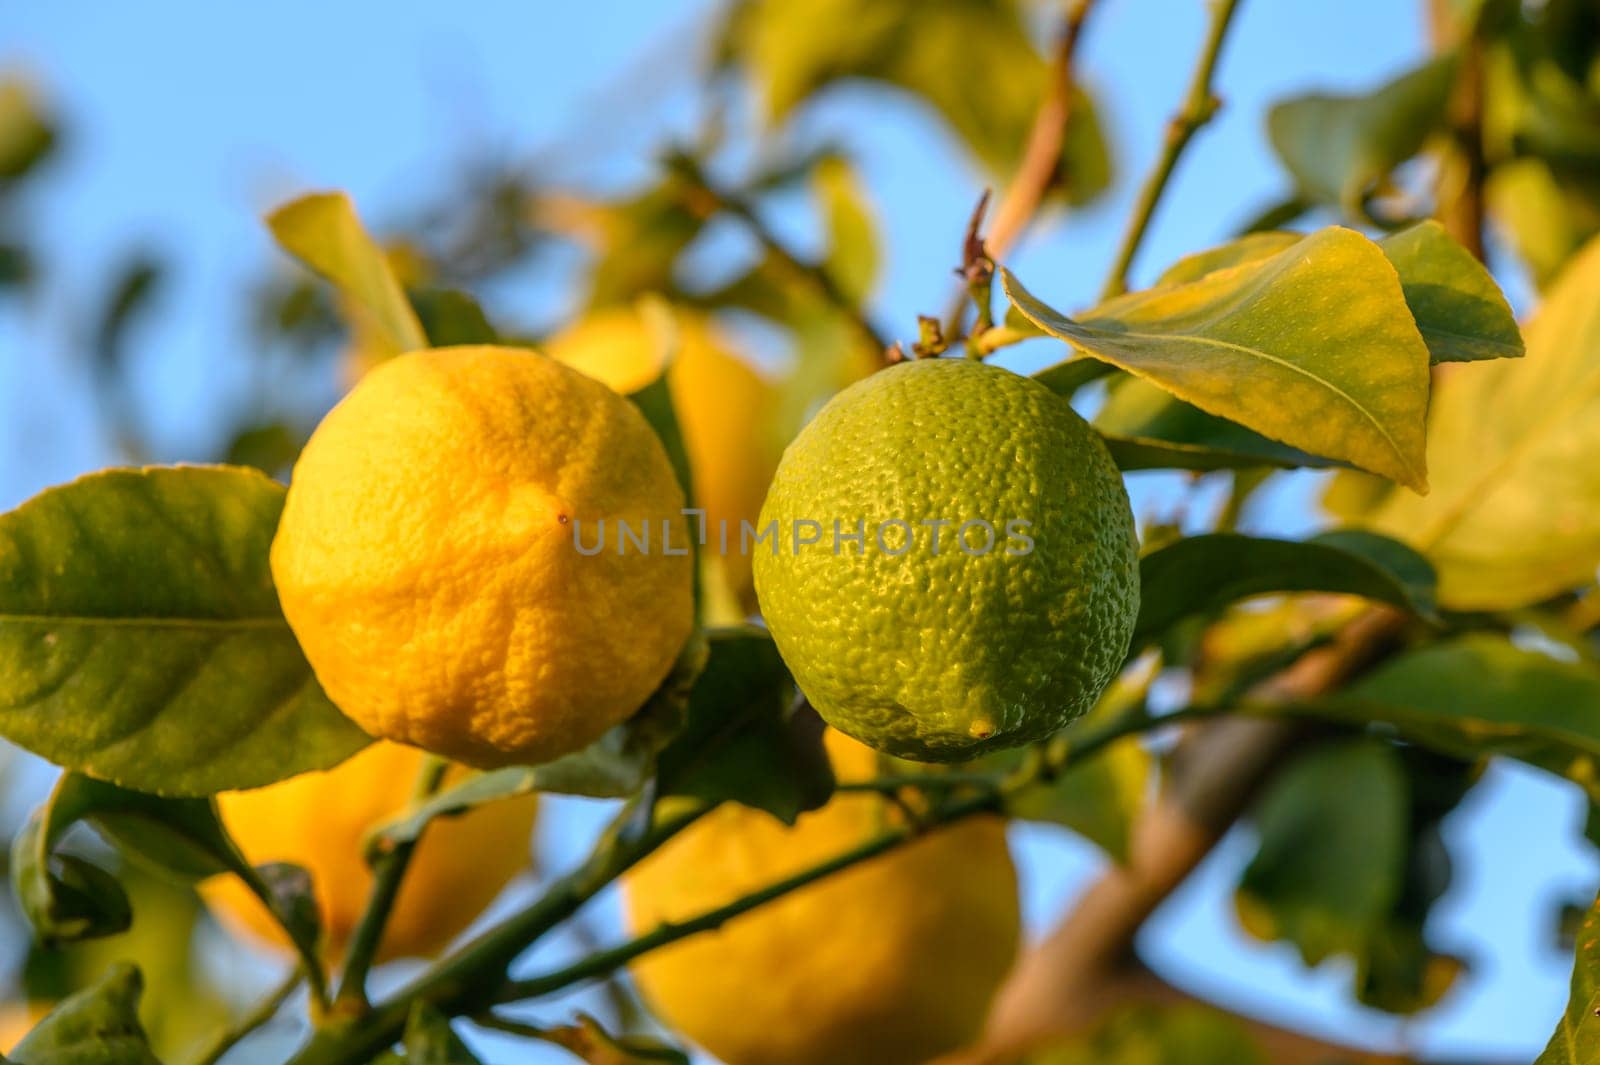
[0,1,1589,1059]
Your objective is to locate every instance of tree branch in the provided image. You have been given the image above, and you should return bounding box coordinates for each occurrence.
[332,754,451,1014]
[1099,0,1246,300]
[947,607,1410,1064]
[986,0,1101,261]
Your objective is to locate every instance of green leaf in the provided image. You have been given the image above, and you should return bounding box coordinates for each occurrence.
[1131,530,1437,656]
[655,628,834,824]
[0,465,372,795]
[54,775,241,883]
[1538,891,1600,1064]
[1153,223,1523,365]
[11,795,132,946]
[9,962,162,1065]
[266,191,427,356]
[1094,377,1336,472]
[1307,634,1600,806]
[409,288,498,346]
[1026,1003,1264,1065]
[1377,220,1523,363]
[1366,233,1600,608]
[1003,227,1433,490]
[1238,740,1408,966]
[1268,54,1457,213]
[1236,740,1469,1013]
[718,0,1111,204]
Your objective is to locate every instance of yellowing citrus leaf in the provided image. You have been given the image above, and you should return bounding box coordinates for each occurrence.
[1368,234,1600,608]
[1003,227,1432,490]
[1154,222,1521,365]
[0,466,371,796]
[1377,220,1523,363]
[266,191,427,357]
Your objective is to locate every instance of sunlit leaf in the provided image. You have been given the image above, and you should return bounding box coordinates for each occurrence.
[533,1013,689,1064]
[816,156,879,305]
[1367,234,1600,608]
[1094,377,1334,472]
[0,466,371,795]
[1003,228,1433,489]
[1132,530,1436,655]
[1153,222,1521,364]
[1538,891,1600,1064]
[1377,220,1523,363]
[9,962,161,1065]
[266,191,427,356]
[1300,634,1600,806]
[1268,54,1457,213]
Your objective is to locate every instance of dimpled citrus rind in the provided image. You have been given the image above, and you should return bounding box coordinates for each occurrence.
[753,358,1138,762]
[623,731,1020,1065]
[271,345,694,768]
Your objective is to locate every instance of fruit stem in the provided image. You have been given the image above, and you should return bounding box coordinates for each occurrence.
[330,754,452,1014]
[185,965,304,1065]
[1099,0,1246,300]
[283,796,711,1065]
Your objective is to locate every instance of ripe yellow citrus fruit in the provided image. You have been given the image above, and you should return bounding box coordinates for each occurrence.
[272,345,695,767]
[202,741,536,961]
[754,357,1138,762]
[545,307,782,618]
[623,730,1019,1065]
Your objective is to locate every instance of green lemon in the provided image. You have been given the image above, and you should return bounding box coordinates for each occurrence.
[753,357,1139,762]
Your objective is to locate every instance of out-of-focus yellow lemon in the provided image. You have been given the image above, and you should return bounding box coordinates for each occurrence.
[545,307,782,618]
[622,730,1020,1065]
[202,741,536,961]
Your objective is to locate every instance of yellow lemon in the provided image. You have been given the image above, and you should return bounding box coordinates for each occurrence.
[545,308,782,617]
[754,358,1139,762]
[202,741,536,961]
[272,345,695,767]
[623,730,1020,1065]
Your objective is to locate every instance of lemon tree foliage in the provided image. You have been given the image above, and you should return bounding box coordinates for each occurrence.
[13,0,1600,1060]
[1304,635,1600,810]
[1367,234,1600,609]
[1131,530,1437,655]
[7,963,161,1065]
[1267,55,1458,216]
[0,466,370,796]
[1004,228,1435,490]
[715,0,1111,204]
[1236,740,1471,1013]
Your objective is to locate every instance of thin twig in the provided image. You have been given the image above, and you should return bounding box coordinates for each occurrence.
[666,151,893,361]
[187,968,304,1065]
[331,755,451,1014]
[945,0,1101,344]
[1099,0,1246,300]
[987,0,1101,260]
[495,703,1210,1006]
[285,797,712,1065]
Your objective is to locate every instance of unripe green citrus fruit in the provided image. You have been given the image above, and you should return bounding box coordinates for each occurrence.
[753,357,1138,761]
